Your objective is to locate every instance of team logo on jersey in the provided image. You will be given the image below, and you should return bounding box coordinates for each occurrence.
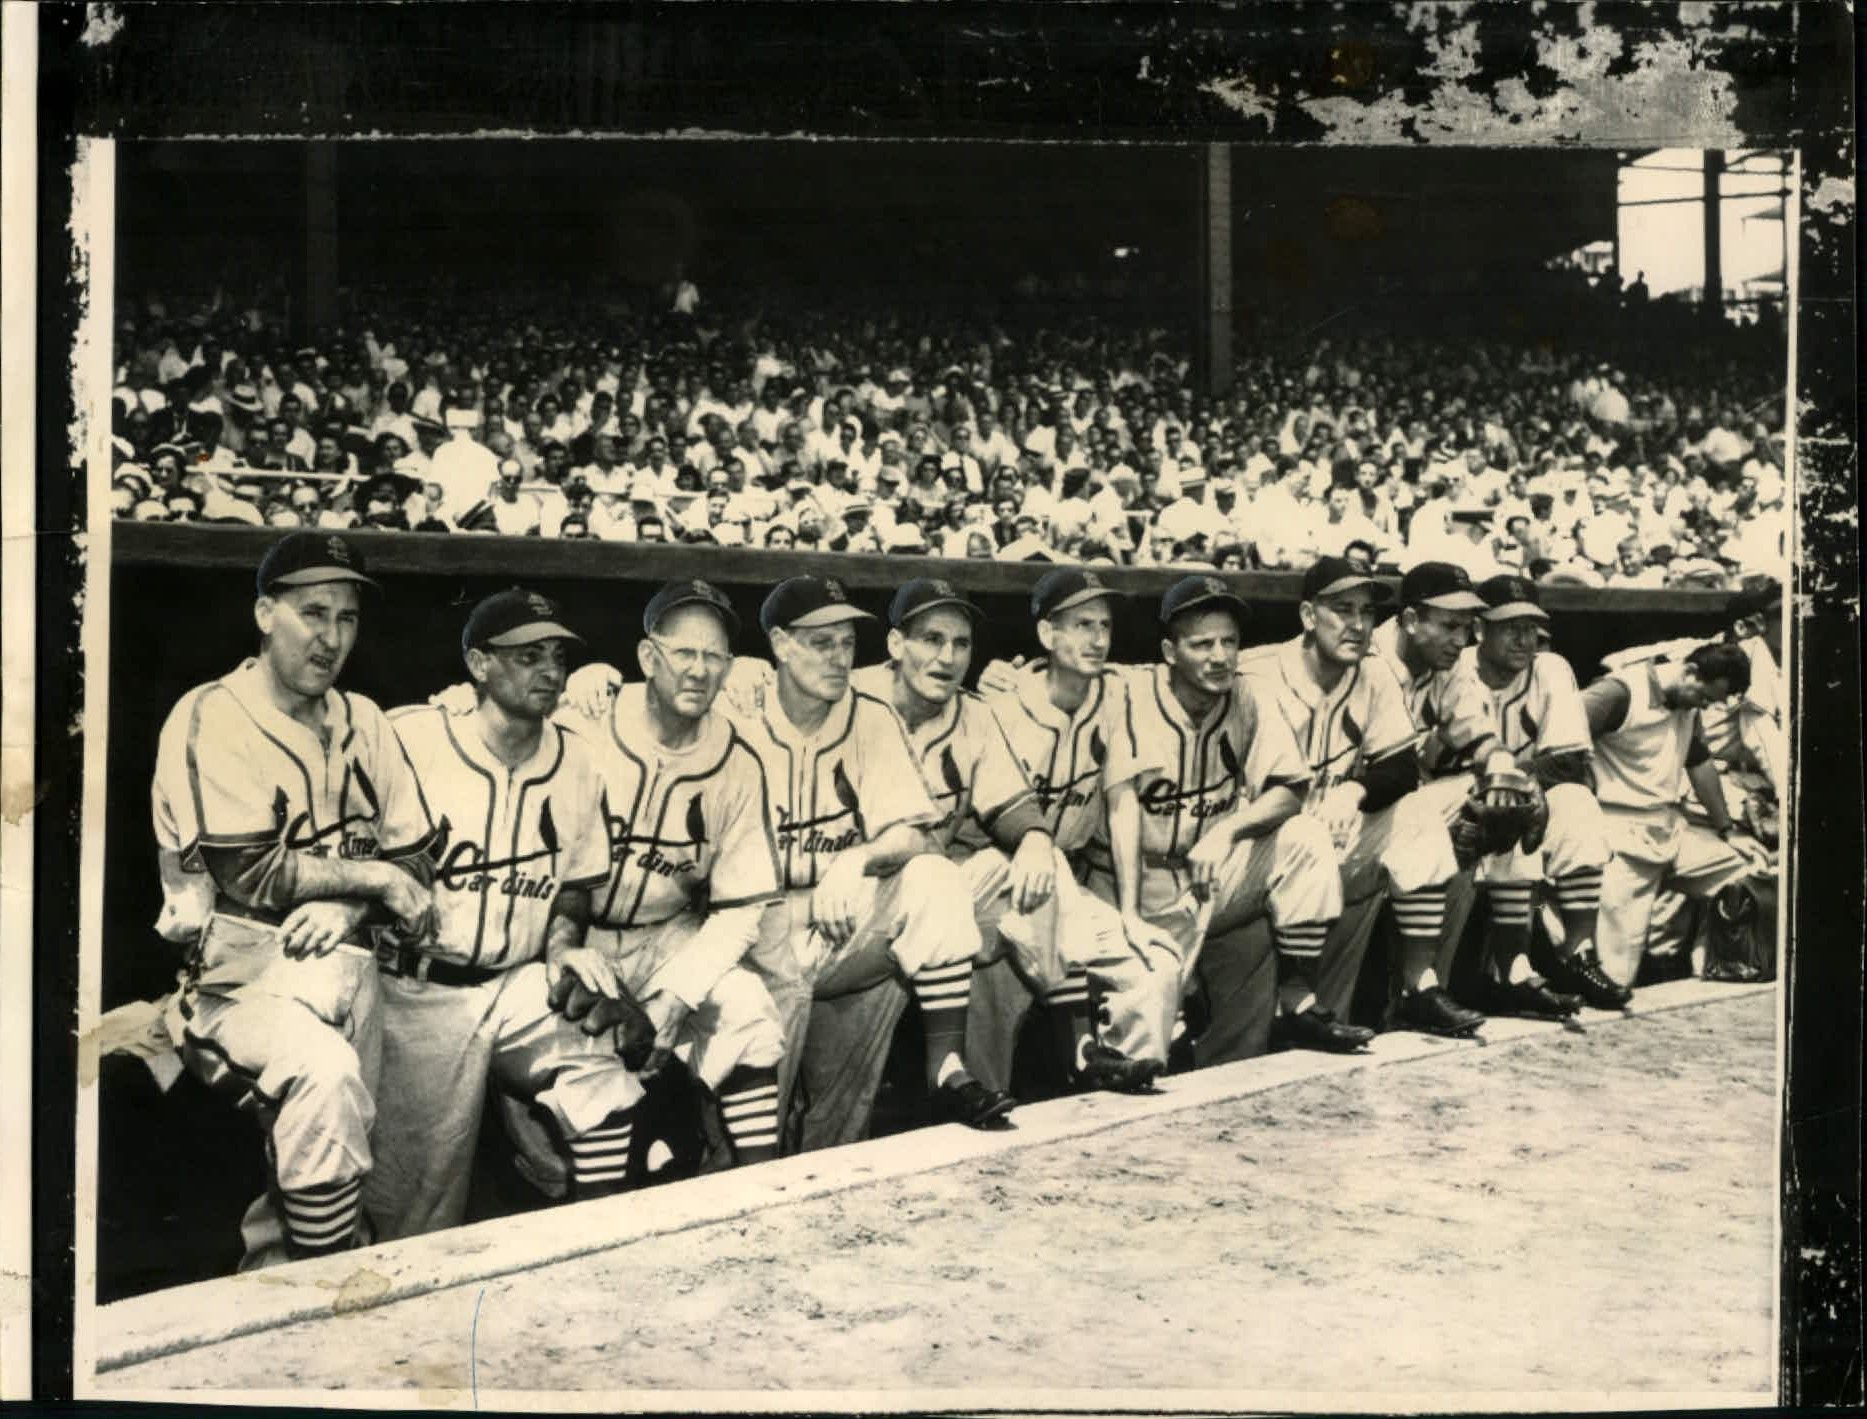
[1137,733,1243,821]
[773,760,866,855]
[272,764,382,860]
[602,791,705,880]
[433,799,562,898]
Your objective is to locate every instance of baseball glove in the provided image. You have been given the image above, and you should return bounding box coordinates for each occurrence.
[546,970,658,1070]
[1452,754,1548,863]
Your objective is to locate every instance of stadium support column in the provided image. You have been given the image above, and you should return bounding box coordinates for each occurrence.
[1702,149,1724,326]
[1196,142,1234,398]
[303,143,339,339]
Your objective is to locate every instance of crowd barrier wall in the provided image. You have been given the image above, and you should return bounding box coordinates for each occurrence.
[101,522,1736,1009]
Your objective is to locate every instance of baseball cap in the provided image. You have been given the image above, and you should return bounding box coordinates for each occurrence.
[759,575,875,635]
[1400,562,1488,611]
[889,577,981,628]
[255,531,379,596]
[462,588,584,654]
[1301,556,1393,604]
[1160,574,1250,626]
[1475,574,1549,623]
[1031,567,1117,621]
[643,578,741,637]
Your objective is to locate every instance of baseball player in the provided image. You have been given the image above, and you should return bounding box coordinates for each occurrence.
[1369,563,1582,1023]
[1442,575,1630,1011]
[542,579,789,1174]
[150,531,436,1264]
[844,577,1159,1095]
[1228,557,1464,1044]
[729,575,1008,1145]
[367,589,648,1239]
[973,569,1185,1090]
[1084,575,1348,1064]
[1581,640,1763,986]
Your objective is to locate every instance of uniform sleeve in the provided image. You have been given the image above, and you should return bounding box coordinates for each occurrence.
[150,695,201,857]
[361,698,438,863]
[1240,684,1311,797]
[852,699,943,837]
[1434,668,1496,761]
[965,702,1040,833]
[1532,653,1593,754]
[1100,670,1169,791]
[180,691,285,852]
[559,741,613,892]
[707,751,784,909]
[1580,676,1634,741]
[1356,661,1421,764]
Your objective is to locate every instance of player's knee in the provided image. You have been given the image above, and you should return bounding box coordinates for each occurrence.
[1274,812,1336,868]
[706,968,785,1063]
[1540,784,1610,873]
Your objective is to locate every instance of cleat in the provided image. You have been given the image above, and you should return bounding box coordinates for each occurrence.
[1538,946,1633,1010]
[1471,975,1583,1020]
[1275,1005,1375,1054]
[930,1077,1017,1129]
[1391,986,1486,1037]
[1075,1042,1164,1094]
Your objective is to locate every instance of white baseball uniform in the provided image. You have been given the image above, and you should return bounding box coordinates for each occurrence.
[366,704,640,1239]
[152,657,433,1262]
[1586,666,1756,985]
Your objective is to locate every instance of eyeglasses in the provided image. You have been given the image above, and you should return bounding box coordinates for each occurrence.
[647,637,730,675]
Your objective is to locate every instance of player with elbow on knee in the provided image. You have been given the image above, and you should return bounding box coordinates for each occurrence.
[848,578,1160,1097]
[1582,640,1765,988]
[1084,576,1347,1065]
[150,532,437,1266]
[1228,557,1463,1049]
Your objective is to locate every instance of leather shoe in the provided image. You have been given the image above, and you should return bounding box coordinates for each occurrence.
[930,1076,1017,1129]
[1538,946,1633,1010]
[1275,1005,1375,1053]
[1471,975,1582,1020]
[1391,986,1485,1037]
[1075,1042,1163,1094]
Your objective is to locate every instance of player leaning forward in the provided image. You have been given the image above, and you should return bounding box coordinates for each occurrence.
[736,576,1011,1140]
[368,589,648,1239]
[1086,575,1348,1063]
[851,578,1162,1095]
[150,532,436,1263]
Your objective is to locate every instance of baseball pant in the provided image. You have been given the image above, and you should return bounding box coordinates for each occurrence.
[364,961,644,1241]
[747,853,982,1151]
[177,912,380,1267]
[1086,813,1342,1068]
[1595,805,1757,986]
[956,845,1133,1093]
[504,915,787,1191]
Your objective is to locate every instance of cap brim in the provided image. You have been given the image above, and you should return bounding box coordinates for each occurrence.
[1163,592,1250,624]
[897,596,981,626]
[1481,602,1550,623]
[482,621,585,647]
[1309,575,1395,604]
[786,604,874,631]
[652,594,742,635]
[265,568,380,592]
[1417,589,1489,611]
[1040,585,1119,619]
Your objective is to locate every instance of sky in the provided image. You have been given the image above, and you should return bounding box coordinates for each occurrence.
[1617,149,1789,303]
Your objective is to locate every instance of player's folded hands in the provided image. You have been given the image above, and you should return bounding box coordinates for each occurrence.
[278,899,370,958]
[1184,830,1232,902]
[378,870,435,939]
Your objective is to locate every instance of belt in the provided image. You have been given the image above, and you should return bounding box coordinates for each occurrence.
[1079,849,1187,876]
[376,944,504,987]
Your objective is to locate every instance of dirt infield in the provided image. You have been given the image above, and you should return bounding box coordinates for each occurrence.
[106,990,1777,1402]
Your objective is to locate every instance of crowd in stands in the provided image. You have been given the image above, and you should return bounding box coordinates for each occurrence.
[109,280,1790,590]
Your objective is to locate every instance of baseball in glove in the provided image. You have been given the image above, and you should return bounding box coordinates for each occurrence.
[1452,751,1549,864]
[546,969,659,1071]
